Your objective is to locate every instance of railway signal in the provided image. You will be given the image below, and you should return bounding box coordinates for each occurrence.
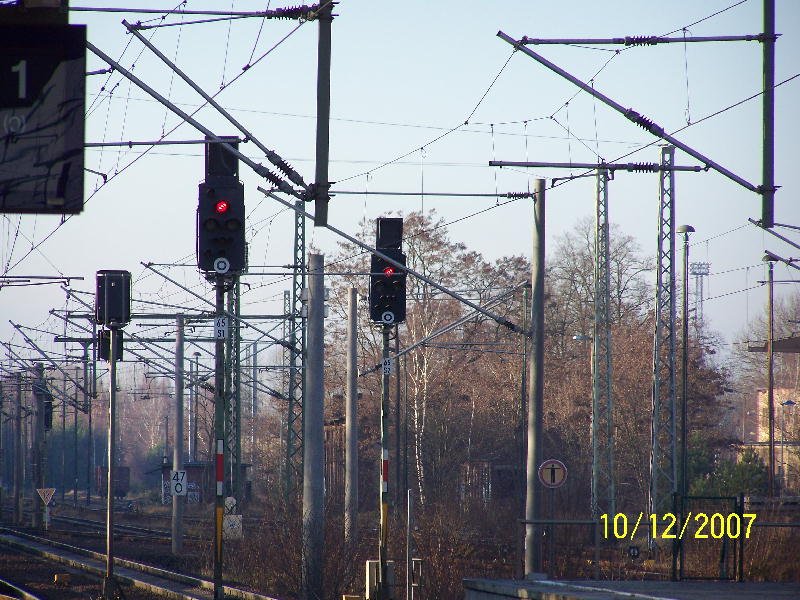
[197,179,246,274]
[369,217,406,325]
[197,138,247,274]
[369,251,406,325]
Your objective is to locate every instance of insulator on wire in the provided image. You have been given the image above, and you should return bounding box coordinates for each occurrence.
[265,150,305,187]
[263,168,295,195]
[624,109,665,136]
[624,36,658,46]
[624,162,659,173]
[272,4,317,20]
[506,192,534,199]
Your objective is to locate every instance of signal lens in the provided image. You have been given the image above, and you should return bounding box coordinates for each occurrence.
[383,266,395,277]
[215,200,229,214]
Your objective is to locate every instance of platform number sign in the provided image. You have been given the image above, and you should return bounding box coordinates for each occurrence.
[1,24,86,214]
[171,470,187,496]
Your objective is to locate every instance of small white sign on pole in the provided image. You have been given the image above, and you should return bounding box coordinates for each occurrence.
[215,317,228,339]
[382,357,393,375]
[171,470,188,496]
[223,514,243,540]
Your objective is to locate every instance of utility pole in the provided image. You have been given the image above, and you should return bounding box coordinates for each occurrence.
[74,366,79,506]
[345,287,358,549]
[87,334,95,506]
[395,325,402,509]
[677,223,694,580]
[192,351,201,462]
[525,178,545,576]
[251,341,258,453]
[172,314,185,555]
[61,372,66,503]
[103,327,119,598]
[303,253,325,600]
[13,372,22,526]
[678,225,694,501]
[32,363,45,529]
[762,0,776,228]
[765,255,775,496]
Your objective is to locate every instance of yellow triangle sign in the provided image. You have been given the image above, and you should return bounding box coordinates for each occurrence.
[37,488,56,506]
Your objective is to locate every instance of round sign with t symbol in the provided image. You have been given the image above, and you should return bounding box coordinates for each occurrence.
[538,458,567,489]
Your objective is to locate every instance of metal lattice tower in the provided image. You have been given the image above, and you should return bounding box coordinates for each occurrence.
[285,199,306,496]
[592,168,616,517]
[650,145,678,518]
[225,278,242,501]
[689,262,710,322]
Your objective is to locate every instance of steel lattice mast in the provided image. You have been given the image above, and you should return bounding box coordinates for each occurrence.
[649,145,678,518]
[285,199,306,496]
[593,168,615,518]
[224,279,242,501]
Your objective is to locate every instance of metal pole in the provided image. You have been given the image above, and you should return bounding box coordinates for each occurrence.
[406,488,413,600]
[767,260,775,497]
[345,287,358,548]
[74,367,79,506]
[762,0,775,227]
[172,314,185,555]
[251,341,257,451]
[781,406,785,494]
[379,325,391,599]
[313,0,332,226]
[193,352,200,461]
[14,372,22,525]
[33,363,44,529]
[0,383,3,520]
[61,373,66,502]
[395,325,402,509]
[233,280,242,504]
[303,253,325,600]
[525,178,545,576]
[519,286,529,517]
[213,276,226,600]
[103,328,119,599]
[680,230,691,500]
[89,324,96,506]
[188,357,194,463]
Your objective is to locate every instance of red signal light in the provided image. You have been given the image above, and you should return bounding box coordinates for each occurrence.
[215,200,229,214]
[383,266,395,277]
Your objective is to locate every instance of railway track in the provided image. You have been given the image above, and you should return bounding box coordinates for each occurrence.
[0,576,42,600]
[0,527,279,600]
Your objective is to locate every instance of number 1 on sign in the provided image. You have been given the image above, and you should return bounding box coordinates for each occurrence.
[12,60,27,100]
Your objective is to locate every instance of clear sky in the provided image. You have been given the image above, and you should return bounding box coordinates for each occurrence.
[2,0,799,377]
